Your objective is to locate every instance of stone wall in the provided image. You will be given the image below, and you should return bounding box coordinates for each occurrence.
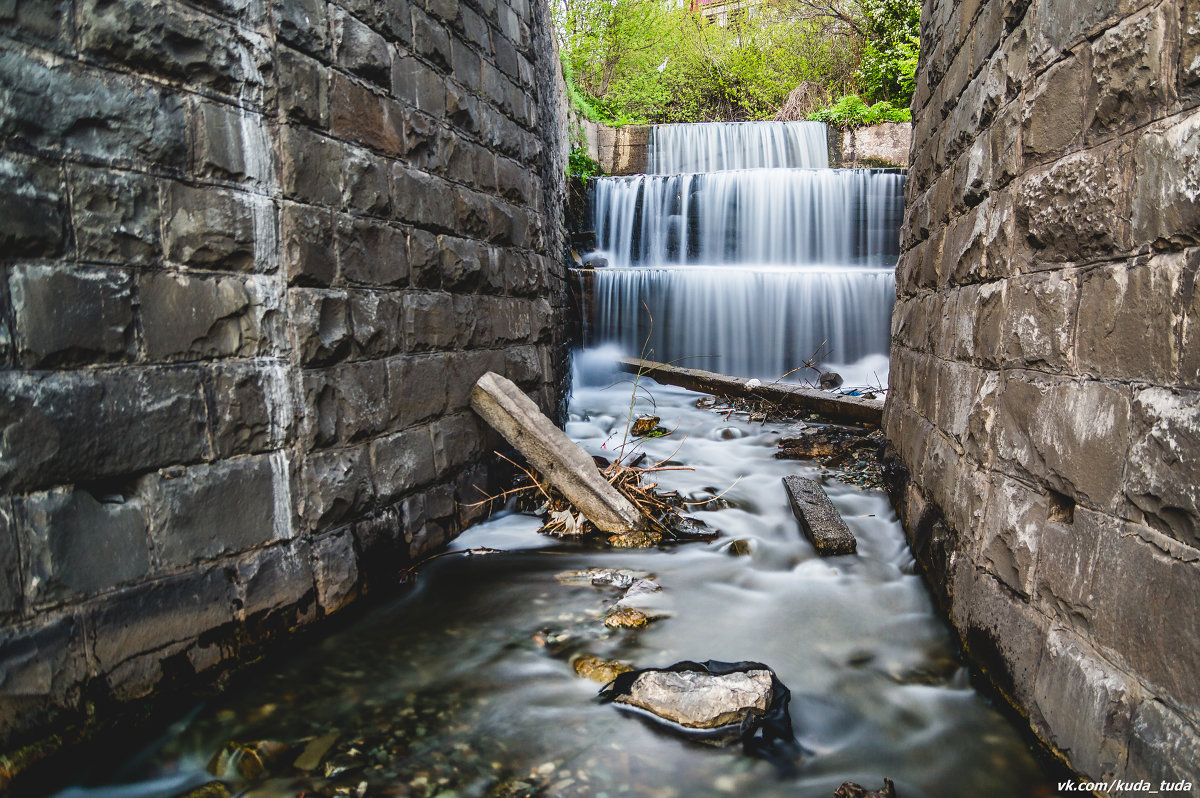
[0,0,567,762]
[886,0,1199,788]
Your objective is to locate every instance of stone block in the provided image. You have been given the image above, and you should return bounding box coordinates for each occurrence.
[977,475,1045,598]
[300,445,376,531]
[290,288,352,365]
[1076,255,1184,383]
[336,217,408,286]
[282,202,337,286]
[0,615,89,740]
[190,101,275,184]
[341,147,392,217]
[406,227,441,288]
[88,567,237,696]
[430,412,485,476]
[138,271,259,361]
[371,426,438,502]
[9,265,134,367]
[78,0,267,99]
[387,353,449,426]
[164,183,272,271]
[1016,146,1130,262]
[1021,55,1085,160]
[16,487,150,606]
[1182,248,1200,387]
[442,349,504,410]
[0,49,187,165]
[273,0,330,55]
[0,369,210,492]
[973,280,1007,366]
[276,48,330,127]
[1033,628,1137,781]
[305,360,389,446]
[450,38,482,93]
[234,541,315,622]
[1027,0,1134,72]
[1034,506,1106,628]
[0,156,65,259]
[206,361,293,458]
[402,291,460,350]
[1088,5,1172,133]
[0,0,73,42]
[942,199,991,285]
[1132,111,1200,249]
[281,127,344,206]
[68,166,158,266]
[330,73,403,157]
[391,165,454,231]
[144,453,289,568]
[349,290,404,357]
[412,8,452,70]
[312,531,359,614]
[994,373,1131,510]
[1125,387,1200,548]
[1000,271,1077,372]
[1089,522,1200,711]
[957,565,1048,708]
[333,6,391,87]
[446,82,480,134]
[1124,699,1200,787]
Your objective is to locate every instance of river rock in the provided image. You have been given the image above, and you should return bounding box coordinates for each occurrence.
[614,668,774,729]
[819,371,844,389]
[630,414,661,436]
[604,607,652,629]
[834,778,897,798]
[555,568,651,589]
[573,654,635,683]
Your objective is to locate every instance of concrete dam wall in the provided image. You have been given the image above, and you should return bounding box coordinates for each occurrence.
[0,0,568,757]
[886,0,1200,789]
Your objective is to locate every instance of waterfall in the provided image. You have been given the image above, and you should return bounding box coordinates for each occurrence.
[592,169,904,268]
[586,121,905,383]
[647,120,829,173]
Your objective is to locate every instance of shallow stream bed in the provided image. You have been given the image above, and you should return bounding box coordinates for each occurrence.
[55,379,1055,798]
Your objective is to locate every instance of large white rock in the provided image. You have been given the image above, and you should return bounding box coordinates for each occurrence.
[615,669,774,729]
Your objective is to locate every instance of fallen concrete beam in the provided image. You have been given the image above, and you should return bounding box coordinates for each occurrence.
[616,358,883,425]
[782,475,857,556]
[470,371,645,535]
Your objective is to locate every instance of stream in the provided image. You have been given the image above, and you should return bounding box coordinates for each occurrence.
[52,357,1055,798]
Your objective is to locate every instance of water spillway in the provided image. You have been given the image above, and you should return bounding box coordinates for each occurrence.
[586,121,905,383]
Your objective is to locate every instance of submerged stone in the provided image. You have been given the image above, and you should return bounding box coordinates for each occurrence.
[835,778,897,798]
[573,654,635,683]
[554,568,652,589]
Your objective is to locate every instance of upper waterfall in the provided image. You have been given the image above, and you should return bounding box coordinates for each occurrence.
[647,121,829,173]
[593,168,904,268]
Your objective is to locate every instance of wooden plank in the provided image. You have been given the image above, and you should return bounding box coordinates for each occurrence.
[782,475,857,556]
[470,371,645,535]
[615,358,883,425]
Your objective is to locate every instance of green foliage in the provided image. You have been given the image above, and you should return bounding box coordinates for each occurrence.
[555,0,919,124]
[567,144,602,179]
[806,93,910,126]
[855,0,920,103]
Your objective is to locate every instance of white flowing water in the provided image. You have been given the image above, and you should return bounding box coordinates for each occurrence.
[587,120,903,383]
[647,120,829,173]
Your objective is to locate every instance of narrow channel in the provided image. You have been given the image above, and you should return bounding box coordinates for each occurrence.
[54,123,1056,798]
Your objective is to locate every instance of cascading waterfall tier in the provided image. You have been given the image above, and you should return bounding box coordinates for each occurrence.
[593,169,904,268]
[646,120,829,173]
[585,121,905,383]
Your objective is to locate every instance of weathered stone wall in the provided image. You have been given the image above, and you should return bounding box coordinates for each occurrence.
[886,0,1200,788]
[0,0,567,760]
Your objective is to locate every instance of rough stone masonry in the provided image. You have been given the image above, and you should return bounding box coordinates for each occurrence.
[0,0,568,761]
[886,0,1200,789]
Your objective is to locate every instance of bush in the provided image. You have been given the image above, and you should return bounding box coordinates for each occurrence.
[806,93,910,126]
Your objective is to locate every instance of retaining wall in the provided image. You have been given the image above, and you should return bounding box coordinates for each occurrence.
[886,0,1200,788]
[0,0,568,764]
